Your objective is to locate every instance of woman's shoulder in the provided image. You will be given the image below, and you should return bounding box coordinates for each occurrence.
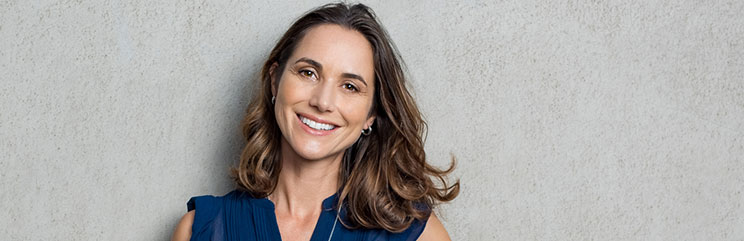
[187,190,268,210]
[368,213,449,241]
[186,190,271,220]
[341,211,431,241]
[174,190,272,241]
[185,190,237,219]
[416,213,451,241]
[172,192,226,241]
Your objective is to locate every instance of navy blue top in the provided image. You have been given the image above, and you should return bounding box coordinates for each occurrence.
[187,190,428,241]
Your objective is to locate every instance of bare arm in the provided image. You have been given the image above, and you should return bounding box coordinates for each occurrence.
[171,210,195,241]
[417,213,451,241]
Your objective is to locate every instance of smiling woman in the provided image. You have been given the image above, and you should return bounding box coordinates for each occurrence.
[172,3,459,241]
[272,24,376,164]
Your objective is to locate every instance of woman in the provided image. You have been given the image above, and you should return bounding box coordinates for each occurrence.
[172,3,458,241]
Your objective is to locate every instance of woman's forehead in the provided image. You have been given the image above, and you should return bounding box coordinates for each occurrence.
[289,24,374,80]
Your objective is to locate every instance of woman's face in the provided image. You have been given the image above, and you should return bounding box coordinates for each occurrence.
[272,24,375,162]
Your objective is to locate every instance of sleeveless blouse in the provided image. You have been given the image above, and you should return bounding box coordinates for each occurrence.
[186,190,428,241]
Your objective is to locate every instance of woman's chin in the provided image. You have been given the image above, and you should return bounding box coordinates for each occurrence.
[295,149,338,162]
[294,145,349,162]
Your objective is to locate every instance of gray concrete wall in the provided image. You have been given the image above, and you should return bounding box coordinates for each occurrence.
[2,1,742,240]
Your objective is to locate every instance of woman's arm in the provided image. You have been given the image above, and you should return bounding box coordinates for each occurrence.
[417,213,452,241]
[171,210,194,241]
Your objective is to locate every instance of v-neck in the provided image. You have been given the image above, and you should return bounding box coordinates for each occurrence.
[187,190,429,241]
[259,193,339,241]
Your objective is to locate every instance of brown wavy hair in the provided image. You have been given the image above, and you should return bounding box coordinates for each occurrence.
[231,2,459,233]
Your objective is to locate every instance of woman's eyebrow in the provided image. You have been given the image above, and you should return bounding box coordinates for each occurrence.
[341,73,367,87]
[295,57,323,71]
[294,57,367,87]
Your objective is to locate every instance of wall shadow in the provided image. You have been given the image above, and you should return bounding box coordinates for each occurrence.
[211,60,263,194]
[159,54,265,241]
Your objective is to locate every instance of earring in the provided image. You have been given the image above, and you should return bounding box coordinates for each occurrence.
[361,126,372,136]
[271,96,275,104]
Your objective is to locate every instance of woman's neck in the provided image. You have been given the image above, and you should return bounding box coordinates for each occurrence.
[271,140,342,218]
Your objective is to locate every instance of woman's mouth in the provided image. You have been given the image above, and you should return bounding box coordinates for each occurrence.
[298,114,338,131]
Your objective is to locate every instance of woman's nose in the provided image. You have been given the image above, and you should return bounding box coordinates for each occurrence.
[308,81,336,113]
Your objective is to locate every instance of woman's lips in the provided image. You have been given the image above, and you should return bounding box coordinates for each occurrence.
[296,114,338,136]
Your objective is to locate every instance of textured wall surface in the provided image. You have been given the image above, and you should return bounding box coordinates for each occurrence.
[1,0,743,240]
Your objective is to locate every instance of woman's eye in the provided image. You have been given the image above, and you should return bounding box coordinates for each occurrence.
[299,70,316,79]
[342,83,358,92]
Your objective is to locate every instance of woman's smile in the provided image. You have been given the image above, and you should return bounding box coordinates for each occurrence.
[296,113,339,136]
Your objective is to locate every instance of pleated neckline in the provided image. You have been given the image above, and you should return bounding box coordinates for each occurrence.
[254,193,341,241]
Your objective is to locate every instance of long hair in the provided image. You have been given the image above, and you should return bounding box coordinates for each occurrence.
[231,3,459,233]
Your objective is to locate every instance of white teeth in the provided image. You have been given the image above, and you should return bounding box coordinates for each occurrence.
[300,116,335,131]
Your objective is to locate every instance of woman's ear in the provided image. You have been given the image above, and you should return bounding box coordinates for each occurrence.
[364,116,376,130]
[269,62,279,97]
